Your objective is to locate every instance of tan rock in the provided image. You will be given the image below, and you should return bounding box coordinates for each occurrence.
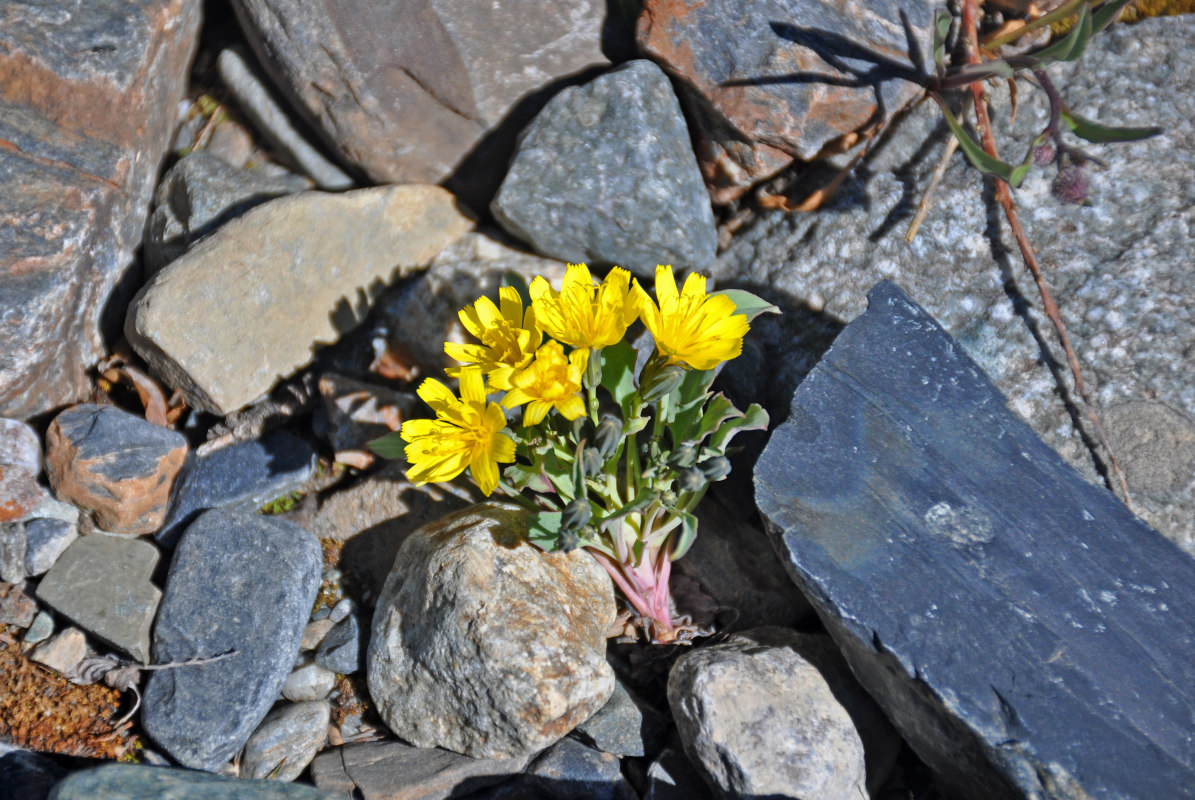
[30,627,89,679]
[126,185,475,415]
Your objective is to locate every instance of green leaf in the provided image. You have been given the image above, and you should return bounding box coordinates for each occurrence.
[694,394,740,446]
[714,289,781,323]
[1030,2,1091,63]
[543,449,575,501]
[709,404,770,453]
[504,461,553,494]
[932,8,951,69]
[526,511,563,551]
[1061,108,1162,143]
[599,340,638,411]
[368,431,407,460]
[668,368,715,442]
[598,489,657,526]
[1092,0,1134,32]
[669,511,699,560]
[935,98,1020,184]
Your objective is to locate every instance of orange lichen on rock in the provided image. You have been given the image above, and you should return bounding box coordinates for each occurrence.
[0,639,135,759]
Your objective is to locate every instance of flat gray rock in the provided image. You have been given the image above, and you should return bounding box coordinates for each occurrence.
[231,0,609,205]
[0,0,199,419]
[716,15,1195,552]
[755,281,1195,799]
[492,59,716,275]
[142,508,322,771]
[241,700,331,782]
[34,533,160,662]
[126,185,474,415]
[48,763,336,800]
[311,740,529,800]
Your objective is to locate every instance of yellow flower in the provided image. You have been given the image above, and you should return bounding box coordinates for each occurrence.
[529,263,638,349]
[502,341,589,426]
[444,287,542,391]
[632,264,749,371]
[401,366,515,495]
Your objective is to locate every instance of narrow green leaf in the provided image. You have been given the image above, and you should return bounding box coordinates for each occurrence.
[709,404,769,453]
[1061,108,1162,143]
[526,511,563,551]
[598,489,657,526]
[714,289,781,323]
[1092,0,1134,32]
[936,98,1017,182]
[932,8,951,69]
[669,511,699,560]
[1030,3,1091,63]
[695,394,741,446]
[504,462,553,494]
[368,431,407,460]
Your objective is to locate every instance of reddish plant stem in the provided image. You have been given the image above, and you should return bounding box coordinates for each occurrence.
[959,0,1133,508]
[587,546,678,644]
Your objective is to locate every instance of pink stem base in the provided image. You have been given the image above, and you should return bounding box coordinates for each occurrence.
[587,546,678,643]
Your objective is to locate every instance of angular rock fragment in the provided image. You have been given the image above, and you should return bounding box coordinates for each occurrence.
[637,0,933,202]
[45,404,187,535]
[241,700,331,782]
[574,679,668,759]
[366,503,616,759]
[310,740,529,800]
[0,582,37,628]
[755,281,1195,800]
[35,534,160,662]
[156,429,315,547]
[29,627,89,678]
[231,0,610,203]
[22,517,78,577]
[142,508,322,771]
[0,0,200,418]
[0,523,25,584]
[126,185,474,415]
[668,628,868,799]
[314,613,361,675]
[492,60,717,275]
[521,737,637,800]
[0,419,45,522]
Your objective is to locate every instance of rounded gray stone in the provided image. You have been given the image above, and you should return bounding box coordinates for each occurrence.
[142,508,322,771]
[492,60,717,276]
[241,700,331,782]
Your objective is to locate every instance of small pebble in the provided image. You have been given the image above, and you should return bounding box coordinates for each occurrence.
[300,618,336,651]
[23,517,78,576]
[282,662,336,702]
[241,700,331,781]
[315,614,361,675]
[23,610,54,644]
[30,627,88,678]
[329,597,354,623]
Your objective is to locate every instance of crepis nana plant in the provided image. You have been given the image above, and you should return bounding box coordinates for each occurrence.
[371,263,778,643]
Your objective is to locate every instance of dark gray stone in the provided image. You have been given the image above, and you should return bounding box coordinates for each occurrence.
[0,744,65,800]
[23,517,78,577]
[492,60,716,276]
[310,740,529,800]
[142,508,322,771]
[524,738,636,800]
[157,429,316,548]
[755,281,1195,800]
[716,15,1195,552]
[35,533,161,662]
[0,0,200,419]
[314,612,361,675]
[574,678,668,758]
[636,0,935,202]
[48,763,336,800]
[0,522,25,583]
[144,150,311,275]
[643,746,715,800]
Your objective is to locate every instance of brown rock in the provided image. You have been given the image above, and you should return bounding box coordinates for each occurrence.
[636,0,933,202]
[0,581,37,628]
[0,0,201,419]
[46,404,187,535]
[230,0,610,205]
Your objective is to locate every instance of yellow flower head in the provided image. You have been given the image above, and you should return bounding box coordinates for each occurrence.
[632,265,749,371]
[401,366,515,495]
[502,341,589,427]
[445,286,542,391]
[529,263,638,349]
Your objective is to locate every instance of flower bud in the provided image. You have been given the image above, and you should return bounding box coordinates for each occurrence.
[581,447,604,479]
[700,456,732,482]
[668,443,698,469]
[678,467,706,494]
[594,414,622,460]
[558,527,580,553]
[1052,165,1089,205]
[561,497,592,531]
[1033,142,1056,167]
[640,364,685,404]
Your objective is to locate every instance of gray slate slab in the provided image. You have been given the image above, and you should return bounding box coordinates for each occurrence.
[48,763,336,800]
[142,508,322,771]
[310,740,529,800]
[156,430,316,548]
[492,59,717,275]
[755,281,1195,800]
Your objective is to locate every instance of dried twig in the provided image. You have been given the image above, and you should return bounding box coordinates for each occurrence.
[959,0,1133,507]
[73,649,238,727]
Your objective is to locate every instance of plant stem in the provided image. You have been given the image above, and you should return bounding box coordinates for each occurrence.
[960,0,1133,508]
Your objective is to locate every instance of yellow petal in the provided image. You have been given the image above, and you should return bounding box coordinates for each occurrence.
[417,378,457,409]
[680,270,707,299]
[529,275,554,302]
[470,450,500,496]
[654,265,679,307]
[524,400,551,426]
[458,366,487,404]
[556,394,587,421]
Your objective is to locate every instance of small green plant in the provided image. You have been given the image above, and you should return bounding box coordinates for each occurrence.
[371,263,777,643]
